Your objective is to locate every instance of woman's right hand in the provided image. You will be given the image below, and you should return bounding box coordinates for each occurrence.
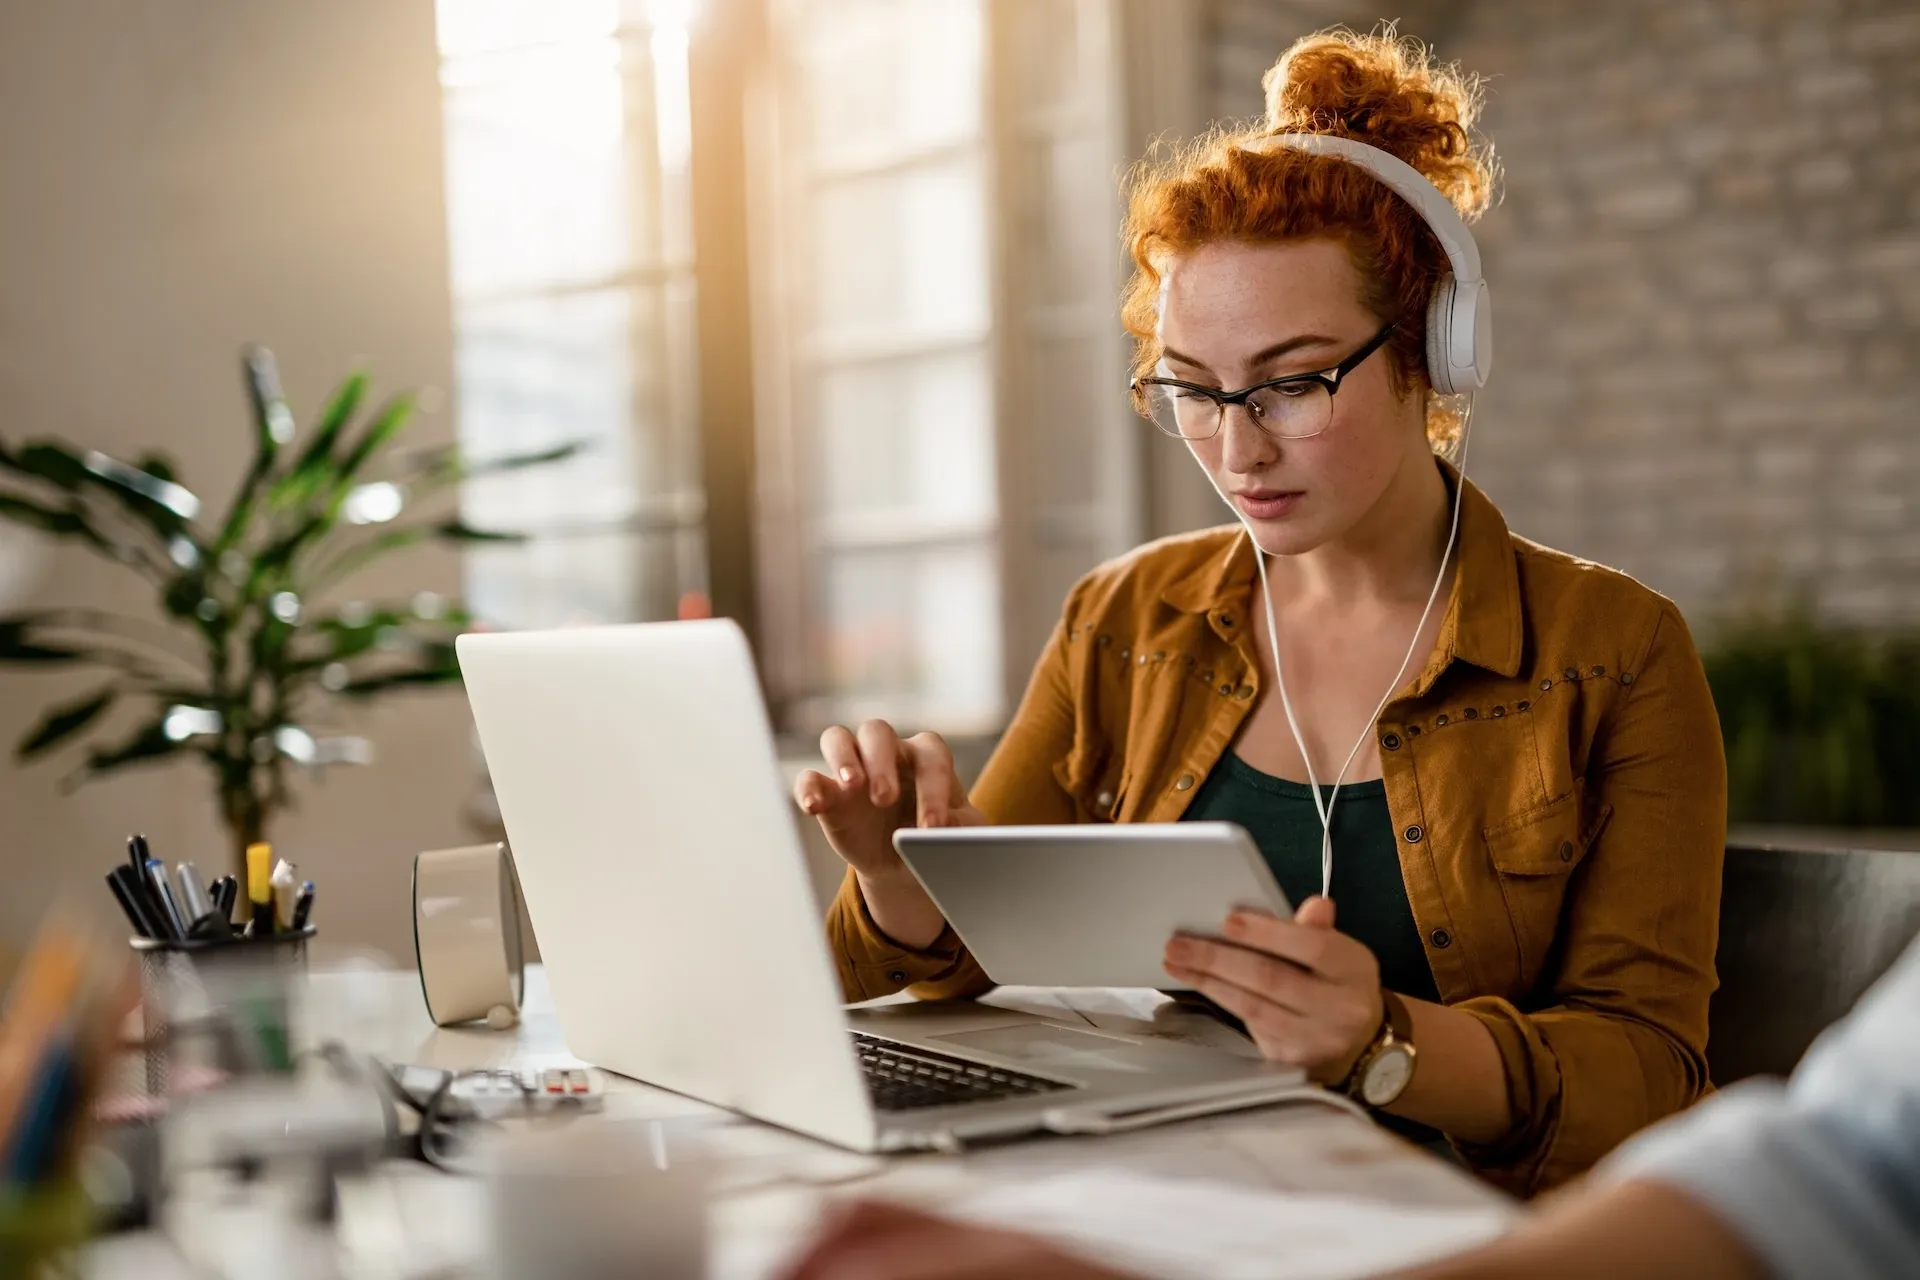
[793,720,985,879]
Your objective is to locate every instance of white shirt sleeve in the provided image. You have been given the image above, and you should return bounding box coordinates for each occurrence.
[1598,937,1920,1280]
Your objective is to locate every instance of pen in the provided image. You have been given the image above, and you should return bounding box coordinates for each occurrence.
[143,858,187,941]
[175,862,216,930]
[126,834,165,925]
[246,842,274,938]
[212,875,238,922]
[105,866,161,938]
[290,881,315,930]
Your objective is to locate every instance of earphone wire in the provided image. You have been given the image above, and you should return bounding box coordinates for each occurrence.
[1249,397,1475,899]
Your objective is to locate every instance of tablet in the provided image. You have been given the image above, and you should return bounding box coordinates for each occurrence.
[891,822,1291,989]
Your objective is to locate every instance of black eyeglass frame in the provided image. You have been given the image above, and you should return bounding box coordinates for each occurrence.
[1130,321,1400,441]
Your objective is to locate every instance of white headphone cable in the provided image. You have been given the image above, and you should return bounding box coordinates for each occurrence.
[1247,398,1475,899]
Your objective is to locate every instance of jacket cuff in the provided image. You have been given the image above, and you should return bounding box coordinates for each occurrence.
[829,866,968,1001]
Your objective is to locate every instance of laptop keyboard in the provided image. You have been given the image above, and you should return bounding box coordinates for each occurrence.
[851,1032,1071,1112]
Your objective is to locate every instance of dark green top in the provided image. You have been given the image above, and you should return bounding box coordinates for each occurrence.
[1182,752,1439,1004]
[1182,753,1449,1152]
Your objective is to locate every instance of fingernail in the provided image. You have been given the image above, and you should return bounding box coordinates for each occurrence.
[1225,912,1249,935]
[1165,938,1194,963]
[839,767,855,783]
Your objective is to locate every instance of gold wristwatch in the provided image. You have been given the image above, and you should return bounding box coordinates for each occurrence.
[1342,990,1417,1108]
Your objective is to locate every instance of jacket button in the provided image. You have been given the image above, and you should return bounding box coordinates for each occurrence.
[1429,928,1452,949]
[888,970,909,984]
[1098,634,1112,647]
[1219,614,1235,628]
[1381,732,1402,750]
[1591,665,1606,677]
[1137,652,1148,665]
[1539,679,1553,692]
[1406,724,1421,736]
[1435,714,1449,726]
[1620,671,1634,686]
[1174,774,1194,791]
[1491,705,1505,718]
[1403,824,1424,843]
[1517,700,1531,712]
[1096,789,1115,810]
[1463,707,1478,720]
[1218,683,1233,696]
[1120,647,1132,660]
[1563,667,1579,681]
[1235,684,1254,699]
[1559,840,1575,862]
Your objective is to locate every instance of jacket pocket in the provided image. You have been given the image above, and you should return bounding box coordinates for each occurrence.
[1482,789,1614,991]
[1052,731,1126,823]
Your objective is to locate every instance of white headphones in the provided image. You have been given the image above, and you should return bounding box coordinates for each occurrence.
[1252,133,1492,394]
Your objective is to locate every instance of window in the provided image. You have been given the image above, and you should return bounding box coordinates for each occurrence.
[750,0,1004,735]
[749,0,1150,736]
[436,0,706,629]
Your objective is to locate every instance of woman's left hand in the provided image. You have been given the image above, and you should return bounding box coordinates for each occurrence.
[1162,896,1384,1086]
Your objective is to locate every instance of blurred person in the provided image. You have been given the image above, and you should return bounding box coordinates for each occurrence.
[784,928,1920,1280]
[795,27,1726,1193]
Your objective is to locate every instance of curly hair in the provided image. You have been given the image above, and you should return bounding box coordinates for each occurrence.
[1121,25,1499,450]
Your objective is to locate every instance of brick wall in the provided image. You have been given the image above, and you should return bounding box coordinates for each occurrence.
[1199,0,1920,629]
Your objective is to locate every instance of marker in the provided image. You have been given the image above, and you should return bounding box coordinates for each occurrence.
[290,881,315,930]
[143,858,187,941]
[106,867,161,938]
[246,842,274,938]
[270,860,297,930]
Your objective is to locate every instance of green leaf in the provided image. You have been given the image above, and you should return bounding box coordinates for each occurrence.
[336,648,462,698]
[267,371,369,512]
[247,392,415,596]
[0,616,88,663]
[16,685,118,760]
[81,450,200,520]
[217,345,296,552]
[400,439,588,490]
[330,394,413,492]
[311,520,526,594]
[289,600,473,669]
[64,715,183,788]
[11,441,90,490]
[0,492,108,549]
[434,519,527,544]
[4,439,201,551]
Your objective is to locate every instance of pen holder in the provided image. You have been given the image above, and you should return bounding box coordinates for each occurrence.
[133,926,314,1097]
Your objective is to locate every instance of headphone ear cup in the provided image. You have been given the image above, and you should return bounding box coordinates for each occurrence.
[1424,275,1458,395]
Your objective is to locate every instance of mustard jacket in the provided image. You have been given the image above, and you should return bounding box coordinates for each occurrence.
[827,468,1727,1195]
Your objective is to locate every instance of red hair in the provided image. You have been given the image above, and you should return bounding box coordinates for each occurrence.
[1122,26,1498,448]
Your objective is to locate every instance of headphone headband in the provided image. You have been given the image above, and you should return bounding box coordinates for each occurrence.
[1252,133,1483,283]
[1247,131,1491,393]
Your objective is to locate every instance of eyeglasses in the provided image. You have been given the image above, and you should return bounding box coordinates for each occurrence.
[1131,322,1398,442]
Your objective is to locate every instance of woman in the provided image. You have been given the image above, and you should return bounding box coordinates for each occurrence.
[794,28,1724,1196]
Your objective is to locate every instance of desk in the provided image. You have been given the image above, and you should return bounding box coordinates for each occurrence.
[94,964,1515,1279]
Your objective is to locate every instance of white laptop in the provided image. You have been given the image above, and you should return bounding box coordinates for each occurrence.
[456,619,1318,1153]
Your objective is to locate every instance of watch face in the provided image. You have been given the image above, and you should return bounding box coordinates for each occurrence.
[1361,1044,1415,1107]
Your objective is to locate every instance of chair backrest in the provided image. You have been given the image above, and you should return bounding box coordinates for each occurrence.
[1710,842,1920,1085]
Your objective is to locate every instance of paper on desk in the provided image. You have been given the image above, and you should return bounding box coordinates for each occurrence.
[948,1169,1511,1280]
[985,986,1264,1059]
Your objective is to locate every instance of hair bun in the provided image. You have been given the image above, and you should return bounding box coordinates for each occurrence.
[1261,26,1494,220]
